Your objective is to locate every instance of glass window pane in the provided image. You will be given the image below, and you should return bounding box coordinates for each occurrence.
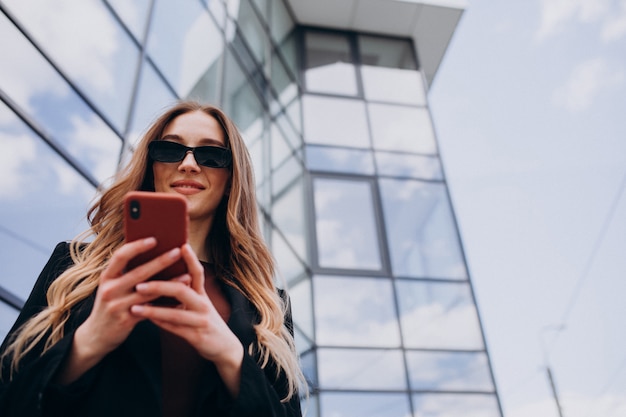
[320,393,410,417]
[125,62,177,146]
[303,95,369,148]
[147,0,223,97]
[396,281,484,349]
[306,146,374,175]
[362,66,426,105]
[379,178,467,279]
[0,102,95,300]
[304,31,357,95]
[270,0,295,46]
[271,51,298,108]
[406,351,494,391]
[412,393,501,417]
[237,0,269,65]
[290,277,314,342]
[272,156,303,198]
[313,178,381,270]
[272,178,306,260]
[358,35,425,105]
[0,14,121,184]
[4,0,138,130]
[0,302,19,343]
[272,229,306,287]
[318,348,406,390]
[107,0,152,41]
[314,276,400,347]
[368,103,437,154]
[376,151,443,180]
[359,35,416,70]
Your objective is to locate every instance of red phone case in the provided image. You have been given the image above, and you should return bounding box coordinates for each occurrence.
[123,191,188,281]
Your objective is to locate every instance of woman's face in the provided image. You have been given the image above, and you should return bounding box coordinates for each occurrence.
[152,110,231,229]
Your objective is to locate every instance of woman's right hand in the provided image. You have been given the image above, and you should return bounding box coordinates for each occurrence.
[55,237,189,384]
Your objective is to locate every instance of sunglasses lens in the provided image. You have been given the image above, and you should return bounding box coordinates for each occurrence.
[148,141,186,162]
[195,147,232,168]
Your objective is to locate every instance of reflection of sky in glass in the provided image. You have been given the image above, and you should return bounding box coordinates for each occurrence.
[368,103,437,154]
[305,32,357,96]
[0,12,121,184]
[379,178,467,279]
[306,146,375,175]
[107,0,151,41]
[148,0,223,97]
[290,278,314,341]
[314,276,400,347]
[318,348,406,390]
[412,393,500,417]
[313,178,381,270]
[375,151,443,180]
[320,392,411,417]
[271,230,305,286]
[0,302,19,341]
[303,95,370,148]
[272,179,306,260]
[0,102,95,300]
[4,0,138,130]
[406,351,494,391]
[396,280,484,349]
[362,66,426,106]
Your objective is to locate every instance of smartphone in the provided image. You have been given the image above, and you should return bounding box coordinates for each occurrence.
[123,191,188,304]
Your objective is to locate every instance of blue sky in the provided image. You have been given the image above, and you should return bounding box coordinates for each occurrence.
[429,0,626,416]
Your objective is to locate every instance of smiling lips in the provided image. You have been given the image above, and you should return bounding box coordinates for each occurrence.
[171,180,206,195]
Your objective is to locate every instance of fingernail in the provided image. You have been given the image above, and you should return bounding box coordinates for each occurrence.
[168,248,181,258]
[136,283,148,291]
[144,237,156,245]
[131,305,144,314]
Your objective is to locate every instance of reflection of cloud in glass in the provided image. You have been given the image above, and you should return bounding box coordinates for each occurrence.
[320,392,411,417]
[379,178,467,279]
[397,281,484,349]
[412,393,500,417]
[406,351,494,391]
[66,113,121,183]
[362,66,426,105]
[5,0,120,92]
[314,276,400,347]
[303,95,370,148]
[318,348,406,390]
[368,103,437,154]
[0,131,37,199]
[314,178,381,270]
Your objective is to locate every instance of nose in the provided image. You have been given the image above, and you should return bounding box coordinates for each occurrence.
[177,150,201,172]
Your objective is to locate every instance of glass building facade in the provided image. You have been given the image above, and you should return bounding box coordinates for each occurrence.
[0,0,503,416]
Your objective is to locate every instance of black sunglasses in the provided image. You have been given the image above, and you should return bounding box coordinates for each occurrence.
[148,141,232,168]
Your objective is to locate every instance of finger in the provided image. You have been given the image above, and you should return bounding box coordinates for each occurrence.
[102,238,157,280]
[135,279,210,313]
[122,247,182,287]
[181,244,205,293]
[130,304,206,327]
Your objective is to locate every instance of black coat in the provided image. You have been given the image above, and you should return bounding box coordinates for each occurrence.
[0,242,302,417]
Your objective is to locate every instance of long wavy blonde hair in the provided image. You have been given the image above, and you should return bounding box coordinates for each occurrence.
[2,101,303,400]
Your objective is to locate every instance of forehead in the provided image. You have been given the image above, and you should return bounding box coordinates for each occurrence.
[162,111,226,146]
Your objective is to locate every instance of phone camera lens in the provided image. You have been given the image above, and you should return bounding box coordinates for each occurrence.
[130,200,141,219]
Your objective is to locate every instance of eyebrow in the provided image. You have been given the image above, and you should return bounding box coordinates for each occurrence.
[160,134,225,147]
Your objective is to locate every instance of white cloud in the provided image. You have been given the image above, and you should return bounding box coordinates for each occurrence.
[0,131,37,199]
[602,0,626,41]
[535,0,626,42]
[552,57,625,112]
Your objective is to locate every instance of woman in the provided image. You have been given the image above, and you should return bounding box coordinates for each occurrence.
[0,101,304,417]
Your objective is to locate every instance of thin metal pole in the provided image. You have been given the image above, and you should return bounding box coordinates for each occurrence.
[546,366,565,417]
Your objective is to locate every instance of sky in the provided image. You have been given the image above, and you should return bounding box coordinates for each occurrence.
[428,0,626,416]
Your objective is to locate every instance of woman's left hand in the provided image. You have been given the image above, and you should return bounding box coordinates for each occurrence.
[130,244,243,396]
